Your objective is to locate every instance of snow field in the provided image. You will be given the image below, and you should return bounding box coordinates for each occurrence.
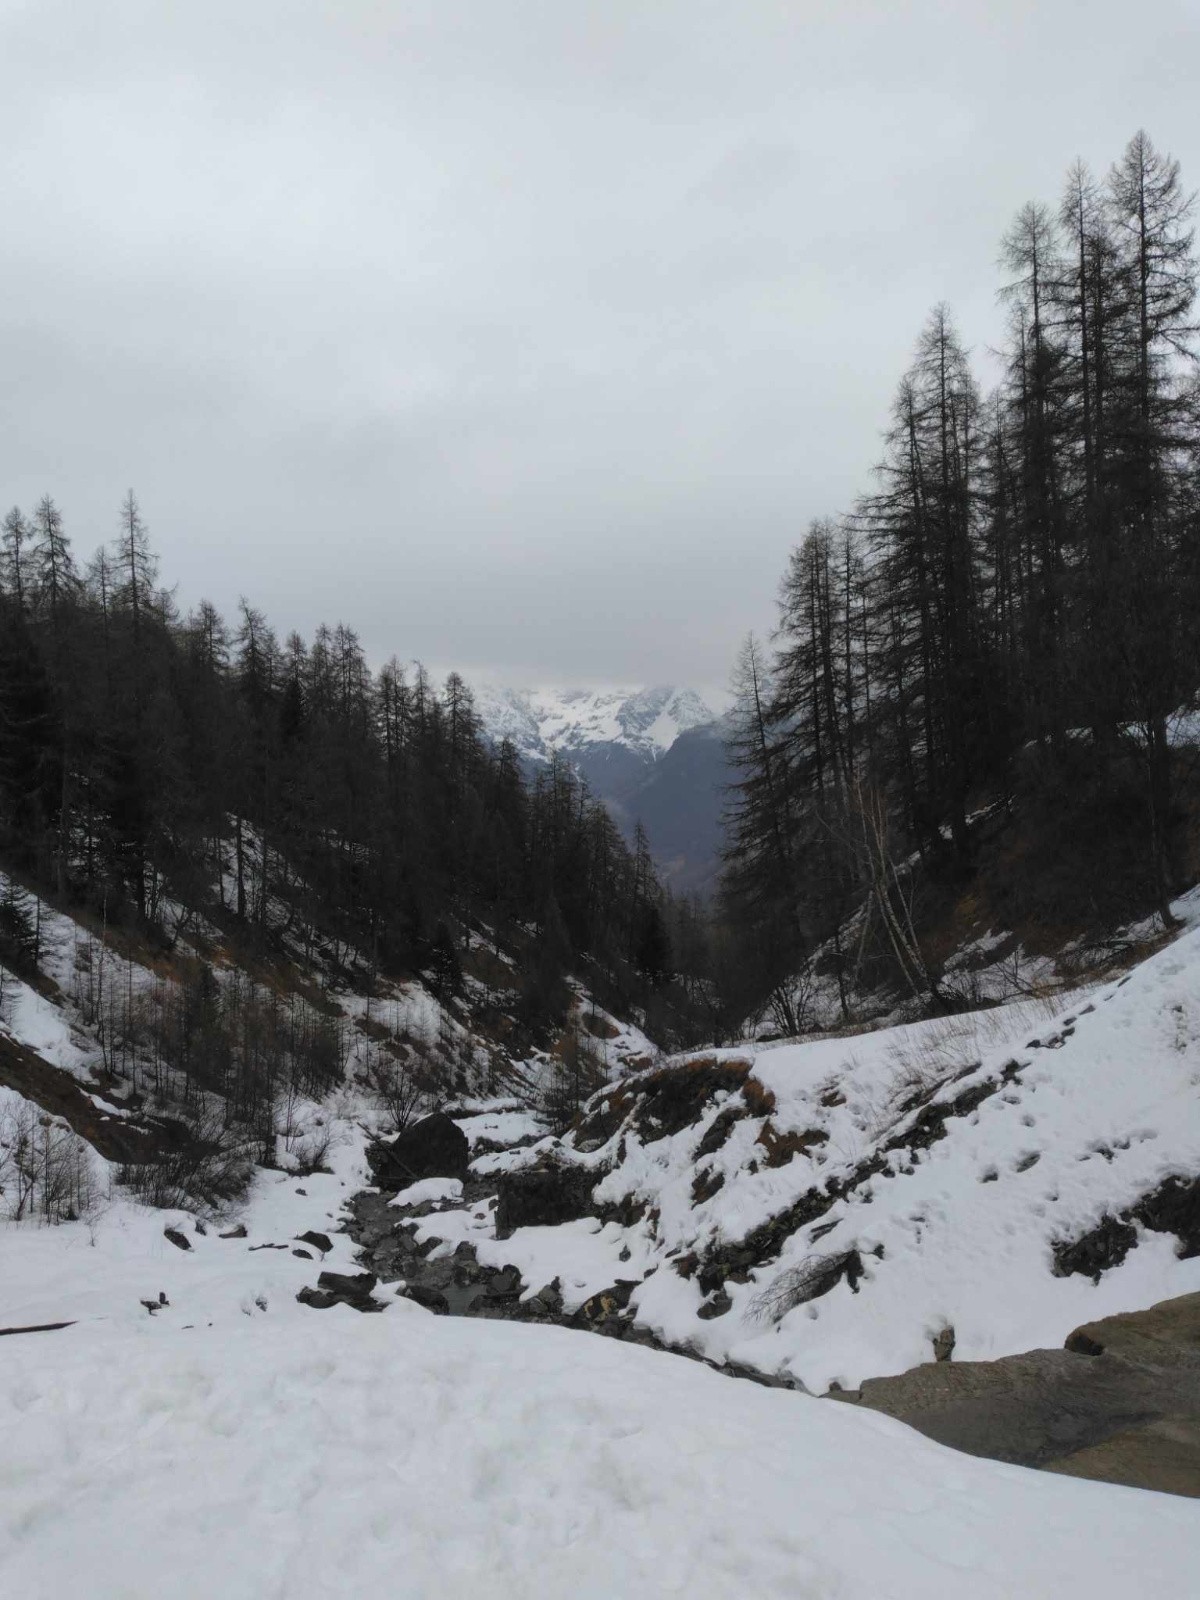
[3,1309,1199,1600]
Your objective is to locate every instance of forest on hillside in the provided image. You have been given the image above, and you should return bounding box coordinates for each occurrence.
[0,488,725,1074]
[722,132,1200,1029]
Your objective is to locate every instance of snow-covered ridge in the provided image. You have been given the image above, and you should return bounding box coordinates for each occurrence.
[474,683,718,762]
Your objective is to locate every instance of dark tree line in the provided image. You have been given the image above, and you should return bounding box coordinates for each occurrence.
[0,491,685,1037]
[724,133,1200,1022]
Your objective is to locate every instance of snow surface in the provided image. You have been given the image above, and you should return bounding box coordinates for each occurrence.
[8,1309,1200,1600]
[388,1175,465,1207]
[4,1171,1199,1600]
[4,943,1200,1594]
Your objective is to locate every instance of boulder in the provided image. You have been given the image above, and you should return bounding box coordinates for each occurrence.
[295,1230,333,1256]
[367,1113,469,1190]
[297,1271,382,1313]
[1064,1290,1200,1367]
[163,1226,192,1252]
[837,1294,1200,1497]
[495,1161,596,1239]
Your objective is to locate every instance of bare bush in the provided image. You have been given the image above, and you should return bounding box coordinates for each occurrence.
[748,1249,862,1325]
[359,1045,433,1132]
[117,1104,254,1212]
[0,1099,96,1223]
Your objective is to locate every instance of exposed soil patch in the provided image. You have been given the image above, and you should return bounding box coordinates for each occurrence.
[0,1033,191,1164]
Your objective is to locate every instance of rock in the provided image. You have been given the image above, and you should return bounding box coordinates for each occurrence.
[495,1161,596,1239]
[193,1218,208,1236]
[698,1290,732,1321]
[292,1248,313,1259]
[402,1284,449,1313]
[1064,1291,1200,1368]
[1043,1417,1200,1498]
[297,1271,382,1313]
[163,1226,192,1252]
[932,1325,956,1363]
[486,1264,523,1297]
[367,1113,470,1190]
[296,1286,339,1310]
[295,1230,333,1255]
[219,1224,248,1240]
[841,1296,1200,1498]
[579,1280,638,1323]
[1051,1214,1138,1281]
[318,1270,377,1300]
[527,1278,563,1315]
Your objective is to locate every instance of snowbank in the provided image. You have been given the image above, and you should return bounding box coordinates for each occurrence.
[3,1310,1198,1600]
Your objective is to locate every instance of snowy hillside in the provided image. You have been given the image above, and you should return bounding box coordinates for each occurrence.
[404,895,1200,1395]
[5,877,1200,1591]
[474,683,718,762]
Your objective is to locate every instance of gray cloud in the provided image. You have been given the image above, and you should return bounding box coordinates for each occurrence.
[3,0,1197,687]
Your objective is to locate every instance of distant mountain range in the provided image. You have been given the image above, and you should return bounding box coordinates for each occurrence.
[474,685,731,894]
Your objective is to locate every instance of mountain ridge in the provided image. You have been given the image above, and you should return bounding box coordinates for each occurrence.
[474,683,731,894]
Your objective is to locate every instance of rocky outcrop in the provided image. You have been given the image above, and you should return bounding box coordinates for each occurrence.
[835,1291,1200,1497]
[1052,1176,1200,1281]
[494,1161,596,1239]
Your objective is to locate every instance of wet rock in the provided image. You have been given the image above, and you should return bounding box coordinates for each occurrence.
[401,1284,450,1313]
[527,1278,563,1315]
[486,1264,523,1297]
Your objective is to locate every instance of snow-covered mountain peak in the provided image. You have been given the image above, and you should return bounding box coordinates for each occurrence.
[474,683,717,761]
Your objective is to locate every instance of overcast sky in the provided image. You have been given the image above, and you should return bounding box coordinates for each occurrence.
[2,1,1198,693]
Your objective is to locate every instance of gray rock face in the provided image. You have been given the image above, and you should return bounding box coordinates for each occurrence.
[836,1291,1200,1497]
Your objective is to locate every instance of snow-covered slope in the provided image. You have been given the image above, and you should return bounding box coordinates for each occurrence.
[474,683,718,763]
[4,1115,1199,1599]
[414,897,1200,1395]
